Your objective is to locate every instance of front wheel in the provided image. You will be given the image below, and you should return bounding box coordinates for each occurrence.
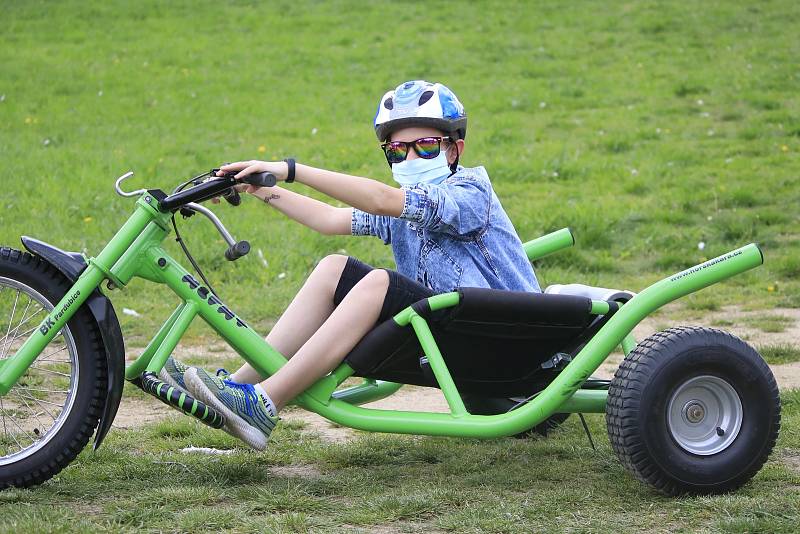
[0,247,107,489]
[606,326,780,495]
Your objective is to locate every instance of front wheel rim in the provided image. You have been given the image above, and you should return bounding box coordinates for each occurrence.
[0,277,80,465]
[667,375,743,456]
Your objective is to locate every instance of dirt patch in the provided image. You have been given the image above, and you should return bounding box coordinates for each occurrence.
[112,396,172,429]
[781,450,800,474]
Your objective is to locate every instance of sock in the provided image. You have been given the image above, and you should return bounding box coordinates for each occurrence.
[253,383,278,418]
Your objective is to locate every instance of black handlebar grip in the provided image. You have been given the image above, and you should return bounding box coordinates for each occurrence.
[225,240,250,261]
[223,188,242,207]
[242,172,277,188]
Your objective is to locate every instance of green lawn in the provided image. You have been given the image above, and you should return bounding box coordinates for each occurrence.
[1,0,800,531]
[1,0,798,343]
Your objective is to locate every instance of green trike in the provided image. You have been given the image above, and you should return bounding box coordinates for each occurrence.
[0,170,780,495]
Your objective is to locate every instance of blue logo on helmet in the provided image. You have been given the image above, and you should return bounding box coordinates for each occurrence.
[438,86,462,119]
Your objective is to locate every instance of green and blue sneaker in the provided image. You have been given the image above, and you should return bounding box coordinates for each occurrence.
[159,357,230,394]
[158,357,191,393]
[184,367,277,450]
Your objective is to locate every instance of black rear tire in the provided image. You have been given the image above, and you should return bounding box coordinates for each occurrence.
[0,247,107,489]
[606,326,780,495]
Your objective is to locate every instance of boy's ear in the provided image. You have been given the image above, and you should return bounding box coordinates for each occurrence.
[448,139,465,164]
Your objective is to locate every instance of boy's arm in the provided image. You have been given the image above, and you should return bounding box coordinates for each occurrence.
[293,163,405,218]
[249,185,353,236]
[220,160,404,217]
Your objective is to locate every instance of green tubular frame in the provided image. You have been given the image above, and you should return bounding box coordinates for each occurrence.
[0,193,765,439]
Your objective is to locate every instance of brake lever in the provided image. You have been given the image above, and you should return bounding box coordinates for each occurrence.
[222,188,242,207]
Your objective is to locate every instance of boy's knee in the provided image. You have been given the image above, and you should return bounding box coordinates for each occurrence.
[359,269,390,293]
[314,254,348,279]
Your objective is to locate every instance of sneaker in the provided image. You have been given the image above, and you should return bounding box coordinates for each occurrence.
[158,357,191,393]
[184,367,277,450]
[159,357,230,393]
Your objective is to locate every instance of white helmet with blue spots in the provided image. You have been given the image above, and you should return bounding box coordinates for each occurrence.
[374,80,467,142]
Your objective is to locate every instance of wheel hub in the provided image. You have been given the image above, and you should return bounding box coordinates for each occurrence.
[684,401,705,423]
[667,375,743,456]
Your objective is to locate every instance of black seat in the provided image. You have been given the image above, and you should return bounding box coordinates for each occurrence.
[344,288,616,397]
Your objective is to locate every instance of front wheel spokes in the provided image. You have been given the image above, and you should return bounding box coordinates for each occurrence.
[0,278,78,464]
[0,293,46,360]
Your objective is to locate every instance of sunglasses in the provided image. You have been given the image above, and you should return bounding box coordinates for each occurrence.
[381,136,451,164]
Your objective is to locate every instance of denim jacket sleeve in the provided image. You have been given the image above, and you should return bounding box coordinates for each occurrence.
[398,166,492,237]
[351,208,392,244]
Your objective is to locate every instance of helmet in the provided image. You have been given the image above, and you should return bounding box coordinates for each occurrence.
[374,80,467,142]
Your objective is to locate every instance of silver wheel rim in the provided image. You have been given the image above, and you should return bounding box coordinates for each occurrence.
[667,375,742,456]
[0,277,80,465]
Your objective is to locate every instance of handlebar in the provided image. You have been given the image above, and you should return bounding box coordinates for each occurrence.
[159,171,277,212]
[157,169,276,262]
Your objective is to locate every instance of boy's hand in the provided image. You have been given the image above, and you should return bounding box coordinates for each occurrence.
[210,160,287,204]
[217,160,289,183]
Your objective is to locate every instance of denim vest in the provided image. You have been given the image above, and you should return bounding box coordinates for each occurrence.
[351,166,541,294]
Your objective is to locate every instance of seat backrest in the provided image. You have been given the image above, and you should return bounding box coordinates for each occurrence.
[438,287,594,339]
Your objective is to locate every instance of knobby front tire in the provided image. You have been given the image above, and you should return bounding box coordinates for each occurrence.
[0,248,107,489]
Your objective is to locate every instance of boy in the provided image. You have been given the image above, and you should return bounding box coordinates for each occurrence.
[166,80,541,449]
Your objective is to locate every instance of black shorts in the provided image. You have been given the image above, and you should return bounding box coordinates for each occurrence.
[333,257,434,324]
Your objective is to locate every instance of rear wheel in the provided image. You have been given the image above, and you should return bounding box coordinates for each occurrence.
[606,326,780,495]
[0,248,107,489]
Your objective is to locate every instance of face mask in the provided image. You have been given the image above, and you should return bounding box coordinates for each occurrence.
[391,151,452,186]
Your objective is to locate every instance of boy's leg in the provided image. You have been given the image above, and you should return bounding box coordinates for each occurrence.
[229,254,348,383]
[260,269,390,410]
[183,269,390,449]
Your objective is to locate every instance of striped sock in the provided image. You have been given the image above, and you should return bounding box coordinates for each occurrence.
[253,383,278,417]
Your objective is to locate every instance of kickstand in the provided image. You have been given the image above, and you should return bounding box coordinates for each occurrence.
[578,413,596,451]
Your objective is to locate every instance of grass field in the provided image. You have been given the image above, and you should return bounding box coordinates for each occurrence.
[2,0,799,342]
[1,0,799,532]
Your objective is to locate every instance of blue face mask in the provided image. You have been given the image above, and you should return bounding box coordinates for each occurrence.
[391,151,452,186]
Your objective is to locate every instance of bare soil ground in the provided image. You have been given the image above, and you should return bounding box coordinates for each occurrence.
[114,305,800,442]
